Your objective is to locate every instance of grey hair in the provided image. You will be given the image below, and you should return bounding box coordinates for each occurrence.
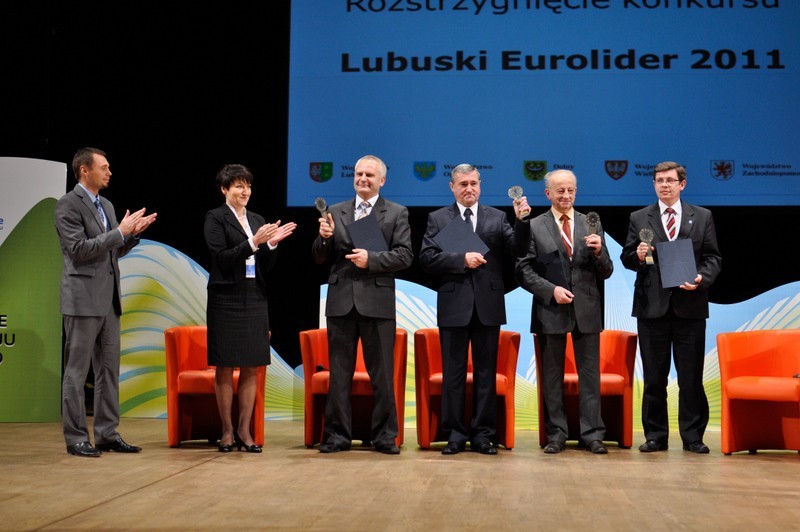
[450,163,480,183]
[544,169,577,189]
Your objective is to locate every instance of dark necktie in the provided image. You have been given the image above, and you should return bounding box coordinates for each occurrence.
[560,214,572,259]
[464,207,474,231]
[94,198,109,231]
[665,207,676,240]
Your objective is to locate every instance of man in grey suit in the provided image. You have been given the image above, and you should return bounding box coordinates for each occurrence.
[516,169,613,454]
[419,163,530,455]
[311,154,412,454]
[621,161,721,454]
[55,147,157,457]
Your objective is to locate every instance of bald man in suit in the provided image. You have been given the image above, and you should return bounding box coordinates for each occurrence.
[312,154,412,455]
[55,147,156,457]
[516,169,613,454]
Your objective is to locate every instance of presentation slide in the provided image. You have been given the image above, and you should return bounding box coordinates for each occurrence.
[288,0,799,207]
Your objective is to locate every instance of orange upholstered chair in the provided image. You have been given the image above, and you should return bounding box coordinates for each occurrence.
[413,328,521,450]
[164,325,266,447]
[534,329,637,448]
[299,328,408,448]
[717,329,800,455]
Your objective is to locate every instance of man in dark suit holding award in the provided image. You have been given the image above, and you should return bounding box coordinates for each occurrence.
[516,169,613,454]
[55,147,157,457]
[621,161,721,454]
[419,163,530,455]
[312,154,413,455]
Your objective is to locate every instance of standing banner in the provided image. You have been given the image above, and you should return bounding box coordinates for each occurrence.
[0,157,66,421]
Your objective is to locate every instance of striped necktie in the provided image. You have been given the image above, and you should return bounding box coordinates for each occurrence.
[94,198,109,231]
[560,214,572,259]
[665,207,676,240]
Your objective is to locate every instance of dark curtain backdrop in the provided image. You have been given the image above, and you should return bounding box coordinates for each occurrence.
[4,1,796,367]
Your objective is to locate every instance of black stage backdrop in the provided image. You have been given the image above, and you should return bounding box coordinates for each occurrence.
[4,1,797,368]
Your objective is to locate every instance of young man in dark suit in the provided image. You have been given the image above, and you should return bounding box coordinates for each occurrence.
[312,154,413,455]
[516,169,613,454]
[419,163,530,455]
[621,161,721,454]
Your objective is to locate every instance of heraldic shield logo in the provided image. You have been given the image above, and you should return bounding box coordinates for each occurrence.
[605,160,628,180]
[413,162,436,181]
[710,160,734,180]
[523,161,547,182]
[309,162,333,182]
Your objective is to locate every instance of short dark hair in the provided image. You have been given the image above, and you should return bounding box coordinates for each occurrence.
[654,161,686,181]
[71,147,106,181]
[216,164,253,190]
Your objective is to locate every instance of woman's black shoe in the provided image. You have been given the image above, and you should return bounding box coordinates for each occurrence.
[218,441,234,453]
[234,432,262,453]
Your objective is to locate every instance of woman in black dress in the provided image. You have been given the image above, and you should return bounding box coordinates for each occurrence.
[204,164,296,452]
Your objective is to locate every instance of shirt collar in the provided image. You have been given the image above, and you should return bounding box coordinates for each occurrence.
[658,200,681,216]
[456,202,478,216]
[78,183,99,203]
[355,194,379,208]
[551,207,574,221]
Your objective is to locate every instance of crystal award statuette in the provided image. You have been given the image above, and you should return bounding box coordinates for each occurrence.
[314,197,327,217]
[507,185,531,220]
[586,211,600,235]
[639,227,655,265]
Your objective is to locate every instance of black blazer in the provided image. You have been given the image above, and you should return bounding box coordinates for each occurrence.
[311,196,413,320]
[204,204,277,292]
[620,200,722,320]
[516,209,613,334]
[419,203,528,327]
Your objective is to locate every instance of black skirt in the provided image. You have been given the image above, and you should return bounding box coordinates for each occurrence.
[207,279,270,367]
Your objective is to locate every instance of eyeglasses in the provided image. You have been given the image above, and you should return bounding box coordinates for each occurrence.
[654,178,681,185]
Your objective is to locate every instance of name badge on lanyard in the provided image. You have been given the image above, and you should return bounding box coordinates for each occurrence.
[245,256,256,278]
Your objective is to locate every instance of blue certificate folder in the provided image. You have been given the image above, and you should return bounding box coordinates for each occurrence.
[655,239,698,288]
[345,214,388,251]
[432,216,490,256]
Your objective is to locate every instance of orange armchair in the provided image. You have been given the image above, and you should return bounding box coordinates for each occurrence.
[164,325,266,447]
[299,328,408,448]
[413,328,520,450]
[534,329,637,448]
[717,329,800,455]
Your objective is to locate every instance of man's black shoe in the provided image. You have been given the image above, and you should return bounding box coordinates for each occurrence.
[683,441,710,454]
[543,441,565,454]
[473,442,498,455]
[95,437,142,453]
[586,440,608,454]
[66,442,101,457]
[638,440,669,452]
[319,442,349,453]
[441,442,465,455]
[375,443,401,455]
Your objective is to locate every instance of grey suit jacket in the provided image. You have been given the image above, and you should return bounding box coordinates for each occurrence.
[419,203,528,327]
[311,196,413,320]
[515,210,613,334]
[620,200,721,320]
[55,184,139,317]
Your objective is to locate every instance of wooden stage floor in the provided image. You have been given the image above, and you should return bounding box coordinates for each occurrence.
[1,418,799,531]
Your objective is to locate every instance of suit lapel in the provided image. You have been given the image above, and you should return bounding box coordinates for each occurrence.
[76,185,106,233]
[573,212,586,256]
[647,204,668,241]
[678,200,694,239]
[223,206,247,238]
[372,196,386,225]
[545,211,568,256]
